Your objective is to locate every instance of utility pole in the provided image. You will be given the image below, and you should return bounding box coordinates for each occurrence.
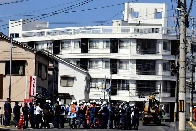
[109,74,112,105]
[8,35,13,101]
[178,0,187,130]
[174,55,179,122]
[190,17,194,122]
[103,75,106,101]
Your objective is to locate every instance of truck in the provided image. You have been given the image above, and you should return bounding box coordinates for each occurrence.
[142,94,162,126]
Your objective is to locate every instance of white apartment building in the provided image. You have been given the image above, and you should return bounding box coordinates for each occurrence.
[8,2,196,120]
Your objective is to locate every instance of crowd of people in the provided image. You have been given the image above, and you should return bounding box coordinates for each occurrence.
[3,98,140,130]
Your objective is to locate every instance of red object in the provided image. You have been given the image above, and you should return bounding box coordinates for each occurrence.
[24,99,33,105]
[193,108,196,121]
[17,114,24,130]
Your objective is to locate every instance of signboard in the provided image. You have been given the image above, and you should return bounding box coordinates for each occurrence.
[29,76,37,96]
[24,98,33,105]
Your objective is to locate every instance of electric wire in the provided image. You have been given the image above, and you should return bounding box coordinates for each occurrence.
[0,0,83,19]
[0,0,94,30]
[0,0,31,6]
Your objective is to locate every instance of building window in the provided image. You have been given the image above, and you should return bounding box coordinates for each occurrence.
[90,79,98,88]
[89,60,99,69]
[118,80,129,90]
[47,42,53,50]
[119,61,129,70]
[119,39,129,49]
[192,45,196,52]
[162,81,170,92]
[35,42,45,50]
[103,40,110,48]
[76,61,80,66]
[163,62,170,71]
[61,40,71,50]
[5,60,26,76]
[102,60,110,69]
[89,40,99,49]
[74,40,81,49]
[60,76,74,87]
[38,63,47,80]
[163,41,171,51]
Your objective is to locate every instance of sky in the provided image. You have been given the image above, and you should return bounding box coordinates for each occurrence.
[0,0,195,35]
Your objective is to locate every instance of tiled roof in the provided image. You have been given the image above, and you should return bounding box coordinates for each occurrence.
[39,49,88,73]
[0,32,88,74]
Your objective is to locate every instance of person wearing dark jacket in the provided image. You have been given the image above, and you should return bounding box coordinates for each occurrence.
[4,98,12,126]
[13,102,21,127]
[29,102,35,128]
[22,103,30,128]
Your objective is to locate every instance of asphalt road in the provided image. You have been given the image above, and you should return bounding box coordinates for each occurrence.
[1,122,173,131]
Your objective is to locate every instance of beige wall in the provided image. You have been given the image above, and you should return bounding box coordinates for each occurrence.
[0,38,49,112]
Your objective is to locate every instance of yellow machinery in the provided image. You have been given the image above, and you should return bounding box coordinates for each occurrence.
[142,94,161,126]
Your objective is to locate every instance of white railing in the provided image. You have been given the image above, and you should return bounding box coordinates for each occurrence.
[19,26,187,38]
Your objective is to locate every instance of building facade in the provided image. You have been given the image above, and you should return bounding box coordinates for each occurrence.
[8,2,196,120]
[0,33,50,111]
[40,50,91,103]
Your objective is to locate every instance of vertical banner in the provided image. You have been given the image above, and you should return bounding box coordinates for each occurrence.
[29,76,37,96]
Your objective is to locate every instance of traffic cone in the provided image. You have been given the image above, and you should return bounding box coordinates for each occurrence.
[17,114,24,130]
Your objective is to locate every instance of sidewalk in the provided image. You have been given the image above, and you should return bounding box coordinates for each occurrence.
[166,122,195,131]
[188,121,196,130]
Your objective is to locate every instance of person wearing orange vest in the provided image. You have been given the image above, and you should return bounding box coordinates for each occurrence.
[69,100,78,128]
[193,106,196,121]
[85,103,90,127]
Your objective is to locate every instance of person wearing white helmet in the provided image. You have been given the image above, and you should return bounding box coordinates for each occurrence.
[99,101,109,129]
[77,102,86,128]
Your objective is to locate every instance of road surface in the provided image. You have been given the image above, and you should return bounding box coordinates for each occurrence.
[0,122,175,131]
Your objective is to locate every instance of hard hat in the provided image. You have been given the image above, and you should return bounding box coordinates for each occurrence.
[103,101,107,105]
[130,104,135,107]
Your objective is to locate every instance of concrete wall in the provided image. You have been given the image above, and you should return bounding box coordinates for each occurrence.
[58,63,89,102]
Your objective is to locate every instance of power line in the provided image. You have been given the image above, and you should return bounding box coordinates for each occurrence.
[0,0,83,19]
[0,0,94,30]
[0,0,31,6]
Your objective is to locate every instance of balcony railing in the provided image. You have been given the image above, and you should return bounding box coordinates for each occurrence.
[136,49,157,54]
[19,26,181,38]
[136,70,156,75]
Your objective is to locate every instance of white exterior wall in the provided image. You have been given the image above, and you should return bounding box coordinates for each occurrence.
[58,63,89,102]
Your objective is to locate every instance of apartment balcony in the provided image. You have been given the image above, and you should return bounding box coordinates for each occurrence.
[136,49,157,54]
[136,39,158,54]
[136,70,156,75]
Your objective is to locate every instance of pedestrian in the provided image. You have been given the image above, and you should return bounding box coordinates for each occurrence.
[4,98,12,127]
[29,102,35,128]
[54,101,61,128]
[22,103,29,128]
[13,101,21,127]
[35,103,43,129]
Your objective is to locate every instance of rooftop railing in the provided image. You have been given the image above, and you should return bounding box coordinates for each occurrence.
[19,26,187,38]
